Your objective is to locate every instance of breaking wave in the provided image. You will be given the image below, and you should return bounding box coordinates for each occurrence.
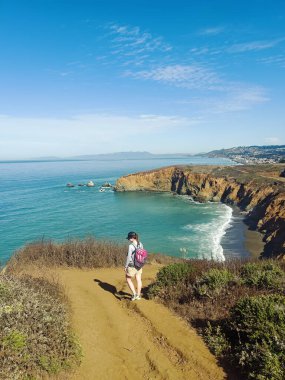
[173,203,233,261]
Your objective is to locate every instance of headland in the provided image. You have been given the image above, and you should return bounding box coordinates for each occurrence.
[115,164,285,259]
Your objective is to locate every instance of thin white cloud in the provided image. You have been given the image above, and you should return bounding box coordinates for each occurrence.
[220,85,269,112]
[190,38,285,59]
[107,23,172,66]
[258,55,285,68]
[109,24,172,52]
[190,47,210,55]
[59,71,73,77]
[198,27,225,36]
[124,64,270,113]
[264,137,281,145]
[138,113,203,125]
[190,46,224,57]
[100,22,273,116]
[228,38,285,53]
[124,64,221,90]
[177,85,269,113]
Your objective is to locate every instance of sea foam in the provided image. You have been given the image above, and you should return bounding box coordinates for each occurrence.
[180,203,233,261]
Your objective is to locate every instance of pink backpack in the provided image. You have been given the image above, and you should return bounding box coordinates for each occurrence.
[133,243,148,269]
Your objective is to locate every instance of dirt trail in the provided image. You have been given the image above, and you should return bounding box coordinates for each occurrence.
[57,265,226,380]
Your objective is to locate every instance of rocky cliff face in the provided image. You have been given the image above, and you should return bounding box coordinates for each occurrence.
[115,165,285,259]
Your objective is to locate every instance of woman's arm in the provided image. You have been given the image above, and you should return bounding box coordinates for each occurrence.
[125,244,135,268]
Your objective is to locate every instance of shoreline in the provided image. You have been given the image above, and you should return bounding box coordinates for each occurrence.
[214,204,233,262]
[221,206,265,260]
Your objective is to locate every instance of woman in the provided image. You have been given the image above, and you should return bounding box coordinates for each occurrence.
[125,231,143,301]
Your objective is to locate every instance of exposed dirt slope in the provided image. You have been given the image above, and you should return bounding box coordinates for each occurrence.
[57,265,225,380]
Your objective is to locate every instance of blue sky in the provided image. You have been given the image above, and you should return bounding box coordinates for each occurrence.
[0,0,285,159]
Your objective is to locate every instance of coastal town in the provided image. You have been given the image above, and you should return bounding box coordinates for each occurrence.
[205,145,285,164]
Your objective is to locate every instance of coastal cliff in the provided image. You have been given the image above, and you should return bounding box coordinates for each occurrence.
[115,165,285,259]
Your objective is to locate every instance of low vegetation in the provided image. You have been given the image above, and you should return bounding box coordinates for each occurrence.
[0,274,81,379]
[4,238,285,379]
[6,238,127,273]
[6,237,181,274]
[148,259,285,380]
[228,294,285,379]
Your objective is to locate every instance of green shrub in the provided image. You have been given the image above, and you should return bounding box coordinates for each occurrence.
[0,282,11,299]
[228,294,285,380]
[148,262,194,299]
[241,262,284,289]
[195,268,236,297]
[147,282,163,298]
[39,355,64,374]
[204,322,230,357]
[156,262,193,287]
[2,330,27,351]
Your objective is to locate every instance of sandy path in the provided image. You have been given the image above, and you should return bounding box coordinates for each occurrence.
[57,265,226,380]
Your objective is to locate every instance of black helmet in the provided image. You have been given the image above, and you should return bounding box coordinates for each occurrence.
[126,231,136,240]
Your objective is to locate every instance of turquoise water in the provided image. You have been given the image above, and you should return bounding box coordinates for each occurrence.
[0,157,249,264]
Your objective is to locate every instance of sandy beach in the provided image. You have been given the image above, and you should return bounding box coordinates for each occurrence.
[244,228,265,258]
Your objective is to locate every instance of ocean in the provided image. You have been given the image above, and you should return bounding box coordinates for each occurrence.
[0,157,250,264]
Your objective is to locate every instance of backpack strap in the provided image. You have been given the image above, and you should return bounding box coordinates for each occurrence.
[131,243,136,256]
[131,242,141,257]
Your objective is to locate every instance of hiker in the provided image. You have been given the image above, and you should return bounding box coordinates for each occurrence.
[125,231,144,301]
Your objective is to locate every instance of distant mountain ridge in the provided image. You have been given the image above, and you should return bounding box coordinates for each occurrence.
[16,147,285,163]
[203,145,285,164]
[70,152,195,160]
[70,151,154,160]
[32,152,193,161]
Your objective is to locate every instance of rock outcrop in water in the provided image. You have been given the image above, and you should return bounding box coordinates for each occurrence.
[115,165,285,259]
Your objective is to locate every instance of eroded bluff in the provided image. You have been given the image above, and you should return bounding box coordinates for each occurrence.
[115,165,285,259]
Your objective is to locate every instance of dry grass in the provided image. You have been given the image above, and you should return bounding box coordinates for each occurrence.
[5,238,127,274]
[5,238,181,275]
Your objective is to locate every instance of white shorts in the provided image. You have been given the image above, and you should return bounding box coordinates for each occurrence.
[126,266,142,278]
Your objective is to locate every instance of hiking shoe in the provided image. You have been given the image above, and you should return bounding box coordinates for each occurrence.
[131,294,138,301]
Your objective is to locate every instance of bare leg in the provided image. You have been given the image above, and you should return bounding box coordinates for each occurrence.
[135,272,142,296]
[126,275,136,295]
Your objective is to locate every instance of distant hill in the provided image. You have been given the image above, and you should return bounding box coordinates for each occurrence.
[70,151,154,160]
[32,152,193,161]
[203,145,285,164]
[69,152,195,160]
